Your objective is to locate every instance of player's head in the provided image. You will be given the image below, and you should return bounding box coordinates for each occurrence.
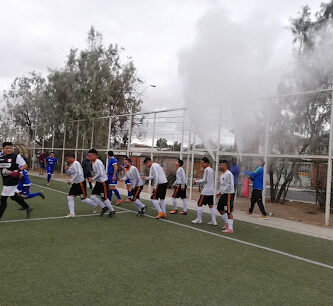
[50,152,55,158]
[65,153,75,164]
[176,159,183,168]
[2,142,13,155]
[201,157,209,169]
[124,158,132,168]
[231,157,237,165]
[219,159,228,172]
[143,157,153,168]
[107,151,114,159]
[257,159,264,167]
[87,148,98,161]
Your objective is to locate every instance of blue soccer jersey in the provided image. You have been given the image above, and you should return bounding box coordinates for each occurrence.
[17,170,31,196]
[46,156,57,174]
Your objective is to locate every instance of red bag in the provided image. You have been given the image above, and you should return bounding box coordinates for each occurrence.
[243,177,250,197]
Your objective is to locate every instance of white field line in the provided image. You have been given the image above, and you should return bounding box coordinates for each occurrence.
[28,183,333,270]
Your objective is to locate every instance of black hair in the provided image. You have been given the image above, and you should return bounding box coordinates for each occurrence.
[50,151,55,154]
[177,159,184,167]
[124,158,132,164]
[88,148,98,155]
[201,157,209,164]
[231,157,237,163]
[143,157,151,164]
[66,153,75,159]
[219,159,228,165]
[107,151,114,157]
[2,142,13,148]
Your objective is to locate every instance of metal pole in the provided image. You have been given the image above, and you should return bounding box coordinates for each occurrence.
[189,134,196,200]
[90,120,94,148]
[32,126,37,170]
[186,128,192,185]
[325,90,333,226]
[41,125,45,153]
[180,109,185,159]
[214,110,222,205]
[106,117,112,169]
[51,125,55,151]
[127,110,133,156]
[148,112,157,193]
[262,98,270,205]
[61,125,66,175]
[81,134,85,162]
[75,121,80,159]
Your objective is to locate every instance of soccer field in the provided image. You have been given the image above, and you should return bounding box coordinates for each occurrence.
[0,176,332,305]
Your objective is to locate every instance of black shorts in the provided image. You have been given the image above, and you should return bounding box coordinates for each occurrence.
[131,185,143,201]
[172,184,186,199]
[197,194,214,206]
[39,162,45,168]
[92,181,108,200]
[151,183,168,200]
[69,181,88,199]
[83,172,91,179]
[217,193,235,213]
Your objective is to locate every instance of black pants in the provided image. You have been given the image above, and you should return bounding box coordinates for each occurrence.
[0,194,30,219]
[249,189,267,216]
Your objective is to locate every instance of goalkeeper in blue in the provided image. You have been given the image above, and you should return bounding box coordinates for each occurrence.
[17,170,45,202]
[45,152,58,185]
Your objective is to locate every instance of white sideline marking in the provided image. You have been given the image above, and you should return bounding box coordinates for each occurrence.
[0,211,130,224]
[32,183,333,270]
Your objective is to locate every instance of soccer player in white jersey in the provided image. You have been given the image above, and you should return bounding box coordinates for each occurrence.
[216,160,235,233]
[120,158,146,216]
[191,157,217,225]
[143,157,168,219]
[87,149,115,218]
[64,153,98,218]
[170,159,187,215]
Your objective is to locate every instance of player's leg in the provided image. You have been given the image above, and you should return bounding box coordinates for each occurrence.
[207,198,217,226]
[109,178,122,205]
[132,186,145,216]
[151,187,163,219]
[100,182,115,217]
[248,189,256,215]
[170,185,179,214]
[46,168,52,185]
[0,195,8,219]
[159,183,167,217]
[90,182,106,213]
[217,195,228,229]
[65,196,76,218]
[256,190,268,218]
[125,181,132,203]
[192,195,204,224]
[10,193,32,218]
[78,182,97,209]
[223,194,234,233]
[180,187,187,215]
[22,186,45,200]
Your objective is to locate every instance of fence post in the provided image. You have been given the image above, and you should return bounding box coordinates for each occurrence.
[127,110,133,157]
[325,90,333,226]
[214,109,222,204]
[32,126,37,170]
[61,125,66,175]
[262,98,270,205]
[51,125,55,151]
[189,134,196,201]
[180,109,185,159]
[148,112,157,193]
[106,117,112,169]
[90,120,94,148]
[186,128,191,186]
[75,121,80,160]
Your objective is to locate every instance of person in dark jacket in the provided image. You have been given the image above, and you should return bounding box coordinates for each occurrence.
[243,159,268,219]
[82,154,93,189]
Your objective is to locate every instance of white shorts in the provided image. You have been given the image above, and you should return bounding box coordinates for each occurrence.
[1,185,19,197]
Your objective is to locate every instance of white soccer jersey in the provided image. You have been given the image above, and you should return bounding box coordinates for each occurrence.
[219,169,234,194]
[92,159,108,183]
[145,163,168,188]
[196,166,214,195]
[66,160,85,184]
[173,167,186,188]
[123,165,143,188]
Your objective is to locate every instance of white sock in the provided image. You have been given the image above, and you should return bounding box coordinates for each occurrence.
[221,213,228,223]
[81,198,97,207]
[172,198,177,210]
[227,218,233,230]
[67,196,75,215]
[197,206,203,221]
[90,195,105,208]
[104,199,114,212]
[160,199,166,213]
[134,199,145,210]
[210,207,216,223]
[182,199,187,212]
[152,200,162,213]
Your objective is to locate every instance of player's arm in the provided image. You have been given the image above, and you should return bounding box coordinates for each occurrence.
[196,169,207,185]
[16,154,27,171]
[180,169,186,189]
[112,163,118,180]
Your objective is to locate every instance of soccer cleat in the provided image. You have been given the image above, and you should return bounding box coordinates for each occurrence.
[100,207,108,216]
[109,211,116,218]
[222,228,234,233]
[161,213,167,219]
[180,211,187,215]
[125,199,131,203]
[39,191,45,199]
[191,218,202,224]
[116,199,123,206]
[46,182,50,186]
[92,207,98,214]
[169,209,178,214]
[18,207,26,211]
[246,212,253,216]
[64,214,75,218]
[222,223,228,230]
[207,220,217,226]
[259,215,268,219]
[155,211,164,219]
[26,207,33,218]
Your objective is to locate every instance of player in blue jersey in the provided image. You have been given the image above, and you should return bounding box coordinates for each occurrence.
[107,151,122,206]
[17,170,45,208]
[45,152,58,185]
[121,157,133,203]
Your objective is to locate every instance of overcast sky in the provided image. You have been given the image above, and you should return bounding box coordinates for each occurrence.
[0,0,322,110]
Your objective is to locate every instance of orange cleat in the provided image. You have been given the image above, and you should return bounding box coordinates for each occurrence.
[222,228,234,233]
[222,223,228,230]
[179,211,187,215]
[125,199,131,203]
[116,199,123,206]
[169,209,178,214]
[155,211,164,219]
[162,213,167,219]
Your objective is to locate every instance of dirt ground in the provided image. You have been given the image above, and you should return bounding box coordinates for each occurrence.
[33,171,333,228]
